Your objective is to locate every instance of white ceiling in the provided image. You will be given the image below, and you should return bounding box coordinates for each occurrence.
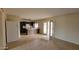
[6,8,79,20]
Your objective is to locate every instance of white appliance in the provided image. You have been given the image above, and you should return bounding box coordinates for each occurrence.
[6,21,19,42]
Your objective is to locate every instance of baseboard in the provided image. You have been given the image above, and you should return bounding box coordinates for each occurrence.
[55,37,79,45]
[0,46,7,50]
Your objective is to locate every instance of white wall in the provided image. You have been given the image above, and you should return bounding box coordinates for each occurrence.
[6,21,19,42]
[54,13,79,45]
[6,15,21,42]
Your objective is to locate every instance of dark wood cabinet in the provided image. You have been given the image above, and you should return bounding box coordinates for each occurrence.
[20,21,35,35]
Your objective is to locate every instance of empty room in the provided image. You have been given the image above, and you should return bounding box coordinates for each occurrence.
[0,8,79,50]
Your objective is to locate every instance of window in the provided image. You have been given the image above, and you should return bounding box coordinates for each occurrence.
[50,22,53,36]
[26,24,30,29]
[34,23,38,29]
[43,22,47,34]
[47,21,50,36]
